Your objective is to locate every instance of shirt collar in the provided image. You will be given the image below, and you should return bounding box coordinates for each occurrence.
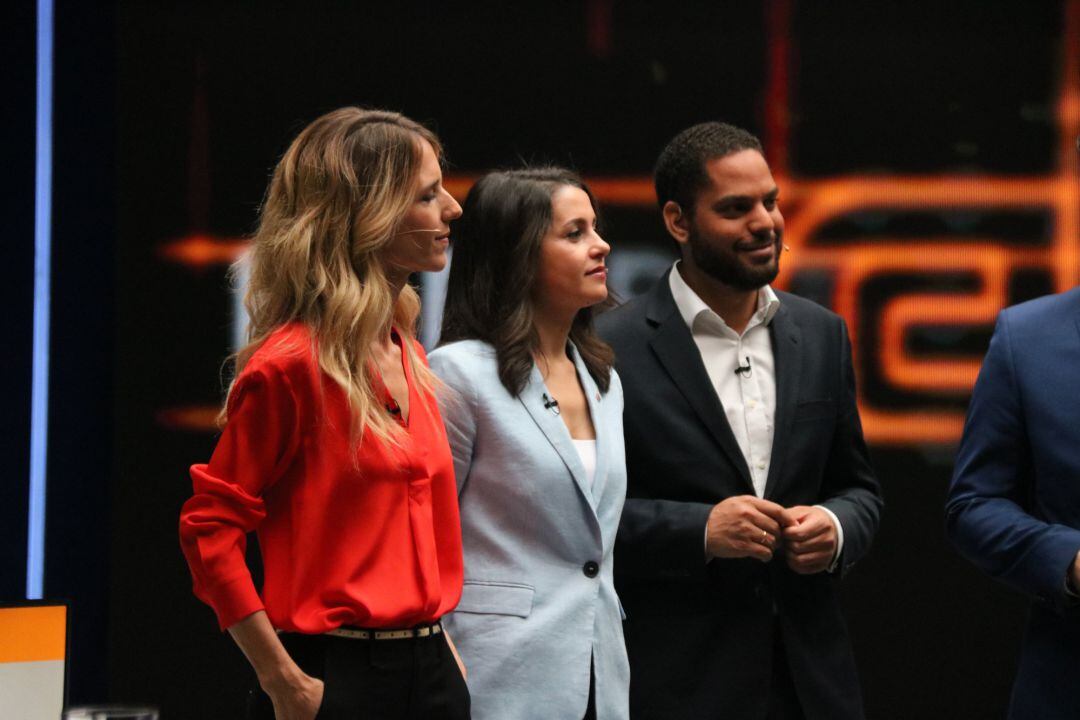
[668,261,781,334]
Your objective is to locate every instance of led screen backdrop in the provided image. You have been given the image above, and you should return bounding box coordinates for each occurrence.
[157,1,1080,448]
[110,1,1077,717]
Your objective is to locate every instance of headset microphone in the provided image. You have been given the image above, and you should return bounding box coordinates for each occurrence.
[397,228,448,236]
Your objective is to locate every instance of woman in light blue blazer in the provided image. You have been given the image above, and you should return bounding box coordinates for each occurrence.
[429,168,629,720]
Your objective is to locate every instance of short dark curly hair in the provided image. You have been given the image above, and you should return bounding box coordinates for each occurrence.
[654,122,763,214]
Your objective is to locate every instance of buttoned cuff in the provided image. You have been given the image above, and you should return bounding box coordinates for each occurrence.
[815,505,845,573]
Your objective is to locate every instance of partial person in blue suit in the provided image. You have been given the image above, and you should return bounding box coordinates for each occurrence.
[946,286,1080,720]
[429,167,630,720]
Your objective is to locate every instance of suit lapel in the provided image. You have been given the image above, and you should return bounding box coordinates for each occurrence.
[764,304,802,499]
[571,345,608,506]
[518,362,596,509]
[646,276,754,492]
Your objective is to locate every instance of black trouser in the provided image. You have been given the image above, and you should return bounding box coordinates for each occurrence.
[246,629,471,720]
[767,627,805,720]
[582,654,596,720]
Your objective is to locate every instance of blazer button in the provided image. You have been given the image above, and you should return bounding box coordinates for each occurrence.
[583,561,600,578]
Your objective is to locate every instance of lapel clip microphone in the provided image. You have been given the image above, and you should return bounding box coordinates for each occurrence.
[542,393,561,415]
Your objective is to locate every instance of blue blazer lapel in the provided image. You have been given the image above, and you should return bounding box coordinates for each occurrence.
[570,344,608,506]
[518,362,596,508]
[764,304,802,499]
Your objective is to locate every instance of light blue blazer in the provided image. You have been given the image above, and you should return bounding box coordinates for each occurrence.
[429,339,630,720]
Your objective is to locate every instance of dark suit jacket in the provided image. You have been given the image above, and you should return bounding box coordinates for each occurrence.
[596,271,883,720]
[946,287,1080,720]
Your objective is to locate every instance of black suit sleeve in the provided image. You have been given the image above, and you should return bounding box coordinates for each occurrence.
[616,497,715,579]
[818,320,883,574]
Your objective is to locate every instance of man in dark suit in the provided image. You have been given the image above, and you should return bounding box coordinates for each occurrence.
[946,288,1080,720]
[596,122,882,720]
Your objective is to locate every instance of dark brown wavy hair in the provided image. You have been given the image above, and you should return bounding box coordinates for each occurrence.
[439,167,614,396]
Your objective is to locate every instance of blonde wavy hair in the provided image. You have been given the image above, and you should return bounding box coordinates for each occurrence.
[225,107,440,446]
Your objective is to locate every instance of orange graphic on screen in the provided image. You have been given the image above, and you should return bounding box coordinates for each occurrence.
[161,0,1080,445]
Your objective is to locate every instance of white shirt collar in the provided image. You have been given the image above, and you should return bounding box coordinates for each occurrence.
[668,261,781,334]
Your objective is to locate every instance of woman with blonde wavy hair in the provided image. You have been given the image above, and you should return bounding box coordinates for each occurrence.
[179,107,469,720]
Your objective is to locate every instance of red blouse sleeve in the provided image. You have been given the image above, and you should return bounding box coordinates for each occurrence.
[178,362,303,630]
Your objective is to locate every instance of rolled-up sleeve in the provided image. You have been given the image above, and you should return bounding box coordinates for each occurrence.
[179,363,301,629]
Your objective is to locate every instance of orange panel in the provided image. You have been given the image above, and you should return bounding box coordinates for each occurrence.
[0,606,67,663]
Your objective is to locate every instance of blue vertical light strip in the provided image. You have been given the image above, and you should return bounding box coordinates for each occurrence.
[27,0,54,600]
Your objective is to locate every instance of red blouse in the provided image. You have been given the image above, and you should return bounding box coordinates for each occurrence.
[178,323,463,632]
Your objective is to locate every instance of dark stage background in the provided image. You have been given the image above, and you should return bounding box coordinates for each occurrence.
[6,1,1079,718]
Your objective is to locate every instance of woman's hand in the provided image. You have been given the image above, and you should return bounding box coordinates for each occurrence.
[264,671,324,720]
[226,611,325,720]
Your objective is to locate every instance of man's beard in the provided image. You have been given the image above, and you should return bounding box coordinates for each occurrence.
[687,228,781,292]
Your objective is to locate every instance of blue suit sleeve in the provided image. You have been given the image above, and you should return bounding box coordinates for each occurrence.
[429,350,478,495]
[945,311,1080,612]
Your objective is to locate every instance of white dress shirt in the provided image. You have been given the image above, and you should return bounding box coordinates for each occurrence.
[668,263,844,565]
[573,438,598,490]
